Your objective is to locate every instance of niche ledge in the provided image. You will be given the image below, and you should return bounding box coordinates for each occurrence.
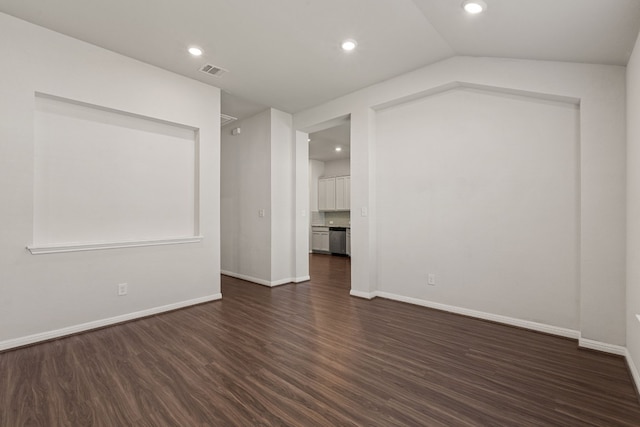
[27,236,203,255]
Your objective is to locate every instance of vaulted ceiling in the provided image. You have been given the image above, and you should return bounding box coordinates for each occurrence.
[1,0,639,119]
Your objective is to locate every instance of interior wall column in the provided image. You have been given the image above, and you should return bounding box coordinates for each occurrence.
[579,94,627,346]
[350,108,378,297]
[294,130,310,282]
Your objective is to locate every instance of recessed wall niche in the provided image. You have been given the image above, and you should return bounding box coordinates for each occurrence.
[31,93,199,251]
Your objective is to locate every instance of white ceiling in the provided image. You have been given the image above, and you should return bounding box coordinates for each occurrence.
[309,122,351,162]
[1,0,639,119]
[412,0,640,65]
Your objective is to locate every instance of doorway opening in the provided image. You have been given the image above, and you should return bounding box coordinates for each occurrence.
[308,119,351,281]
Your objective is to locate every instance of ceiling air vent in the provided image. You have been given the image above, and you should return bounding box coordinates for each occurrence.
[220,114,237,127]
[200,64,228,77]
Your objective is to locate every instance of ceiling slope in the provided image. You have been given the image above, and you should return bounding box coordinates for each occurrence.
[412,0,640,66]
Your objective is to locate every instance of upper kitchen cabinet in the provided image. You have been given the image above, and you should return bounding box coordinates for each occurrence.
[318,177,336,211]
[336,176,350,211]
[319,175,350,211]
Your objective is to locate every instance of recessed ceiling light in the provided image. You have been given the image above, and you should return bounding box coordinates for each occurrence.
[335,146,342,152]
[462,0,487,14]
[341,39,357,52]
[188,47,203,56]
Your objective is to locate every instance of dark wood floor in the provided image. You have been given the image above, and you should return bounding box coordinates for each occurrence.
[1,254,639,426]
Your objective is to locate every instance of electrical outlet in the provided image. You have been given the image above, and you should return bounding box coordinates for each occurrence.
[118,283,128,296]
[428,274,436,286]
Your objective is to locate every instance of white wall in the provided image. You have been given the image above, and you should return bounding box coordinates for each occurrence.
[627,30,640,387]
[270,109,294,283]
[33,94,197,245]
[323,158,350,177]
[221,110,271,282]
[0,13,221,348]
[309,160,325,213]
[294,131,310,281]
[295,56,626,346]
[377,87,579,329]
[221,108,301,286]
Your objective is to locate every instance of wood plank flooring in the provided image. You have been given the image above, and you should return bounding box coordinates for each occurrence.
[1,253,639,426]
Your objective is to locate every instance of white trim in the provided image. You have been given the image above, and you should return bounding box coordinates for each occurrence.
[0,294,221,352]
[373,81,580,112]
[625,349,640,395]
[578,338,627,356]
[221,271,293,288]
[636,314,640,323]
[374,291,580,339]
[222,271,272,286]
[294,275,311,283]
[271,278,294,287]
[349,289,377,300]
[27,236,204,255]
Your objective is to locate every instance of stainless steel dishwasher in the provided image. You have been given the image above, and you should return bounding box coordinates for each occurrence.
[329,227,347,255]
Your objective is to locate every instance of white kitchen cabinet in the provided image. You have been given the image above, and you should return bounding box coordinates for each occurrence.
[311,226,330,252]
[318,177,336,211]
[319,175,350,211]
[336,176,350,211]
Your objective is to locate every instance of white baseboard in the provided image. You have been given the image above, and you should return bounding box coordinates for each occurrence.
[372,291,580,339]
[625,349,640,396]
[294,275,311,283]
[222,270,272,287]
[359,291,633,360]
[271,278,294,287]
[0,294,222,352]
[349,289,377,300]
[578,338,627,356]
[221,270,294,287]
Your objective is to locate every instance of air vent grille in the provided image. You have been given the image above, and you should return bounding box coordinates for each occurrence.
[220,114,237,127]
[200,64,228,77]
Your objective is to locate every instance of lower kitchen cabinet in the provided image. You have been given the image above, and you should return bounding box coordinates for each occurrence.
[311,227,330,252]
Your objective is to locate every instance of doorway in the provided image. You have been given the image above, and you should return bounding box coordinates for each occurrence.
[308,120,352,279]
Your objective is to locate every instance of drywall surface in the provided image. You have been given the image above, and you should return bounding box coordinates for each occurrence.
[221,110,271,282]
[294,56,626,345]
[0,13,221,345]
[294,131,310,279]
[309,160,325,213]
[33,94,197,245]
[270,109,294,282]
[627,30,640,384]
[221,108,298,285]
[309,159,325,252]
[377,87,579,329]
[323,159,351,177]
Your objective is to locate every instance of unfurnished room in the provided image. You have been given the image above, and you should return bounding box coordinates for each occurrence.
[2,0,640,425]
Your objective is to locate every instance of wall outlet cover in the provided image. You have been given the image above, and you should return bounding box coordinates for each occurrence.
[118,283,128,296]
